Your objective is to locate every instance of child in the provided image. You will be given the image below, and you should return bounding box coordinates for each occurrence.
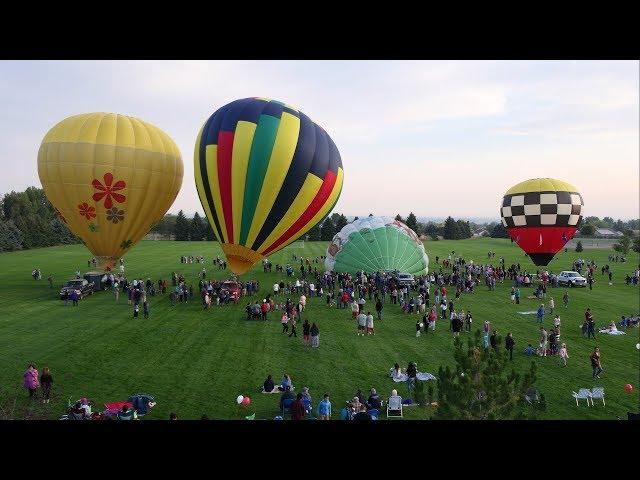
[416,319,422,337]
[559,342,569,366]
[281,313,289,333]
[133,303,139,318]
[525,344,535,356]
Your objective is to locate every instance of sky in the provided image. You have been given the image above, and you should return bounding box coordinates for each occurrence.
[1,60,638,220]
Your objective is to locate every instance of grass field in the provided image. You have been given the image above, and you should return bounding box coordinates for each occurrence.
[0,238,638,420]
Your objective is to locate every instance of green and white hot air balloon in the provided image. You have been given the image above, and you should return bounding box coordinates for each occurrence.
[325,216,429,274]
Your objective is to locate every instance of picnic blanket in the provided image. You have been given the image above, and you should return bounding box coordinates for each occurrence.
[599,329,626,335]
[517,311,538,315]
[104,401,133,416]
[391,371,436,382]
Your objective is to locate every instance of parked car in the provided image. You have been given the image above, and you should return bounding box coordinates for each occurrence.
[557,271,587,287]
[60,278,94,300]
[220,281,241,302]
[395,273,415,287]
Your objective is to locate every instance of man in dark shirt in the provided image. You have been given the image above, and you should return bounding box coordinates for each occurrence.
[505,332,515,360]
[279,386,296,411]
[490,330,498,351]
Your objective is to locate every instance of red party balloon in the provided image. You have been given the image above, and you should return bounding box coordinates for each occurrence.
[625,384,633,393]
[242,396,251,406]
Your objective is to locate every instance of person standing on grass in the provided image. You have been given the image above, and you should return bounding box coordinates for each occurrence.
[590,347,602,378]
[310,322,320,348]
[548,297,555,315]
[357,311,367,336]
[351,299,359,319]
[562,290,569,308]
[303,319,311,345]
[143,299,149,319]
[366,311,374,335]
[465,310,473,332]
[288,316,298,338]
[375,297,383,321]
[23,364,39,399]
[510,286,516,304]
[559,343,569,367]
[440,299,447,320]
[539,327,548,357]
[317,394,331,420]
[416,318,422,337]
[490,330,498,352]
[536,303,545,324]
[291,393,306,420]
[281,312,289,334]
[515,287,521,304]
[505,333,515,360]
[428,307,437,331]
[585,308,596,339]
[40,367,53,404]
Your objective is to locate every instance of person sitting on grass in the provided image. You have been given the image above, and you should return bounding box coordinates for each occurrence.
[390,362,403,380]
[353,404,372,420]
[278,374,293,392]
[263,374,276,393]
[367,388,382,409]
[116,404,138,420]
[279,386,296,411]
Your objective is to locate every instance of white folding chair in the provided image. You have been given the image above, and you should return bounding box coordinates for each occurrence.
[386,395,403,418]
[572,388,592,406]
[591,387,605,406]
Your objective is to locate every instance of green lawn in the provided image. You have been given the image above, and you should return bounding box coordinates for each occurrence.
[0,238,638,420]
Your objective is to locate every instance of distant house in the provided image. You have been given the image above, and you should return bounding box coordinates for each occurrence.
[473,230,489,237]
[595,228,623,238]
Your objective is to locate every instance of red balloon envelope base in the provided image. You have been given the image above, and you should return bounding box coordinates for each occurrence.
[508,226,577,266]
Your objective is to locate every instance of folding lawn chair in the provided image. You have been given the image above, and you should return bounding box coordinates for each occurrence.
[386,396,403,418]
[590,387,605,406]
[572,388,592,406]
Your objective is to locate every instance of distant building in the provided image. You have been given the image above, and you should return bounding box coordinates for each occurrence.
[473,230,489,237]
[595,228,623,238]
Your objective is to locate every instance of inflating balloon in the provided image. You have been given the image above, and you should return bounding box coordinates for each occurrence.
[38,113,183,271]
[236,395,244,404]
[194,98,344,275]
[325,216,428,275]
[500,178,583,266]
[625,384,633,393]
[241,396,251,406]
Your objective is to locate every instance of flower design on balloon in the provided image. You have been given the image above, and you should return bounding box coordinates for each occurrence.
[92,173,126,209]
[88,223,100,233]
[120,239,133,250]
[78,202,96,220]
[106,207,125,224]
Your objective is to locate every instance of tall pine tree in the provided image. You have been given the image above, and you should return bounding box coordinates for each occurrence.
[405,212,419,233]
[320,217,336,241]
[443,216,457,239]
[395,214,404,223]
[174,210,191,241]
[190,212,205,240]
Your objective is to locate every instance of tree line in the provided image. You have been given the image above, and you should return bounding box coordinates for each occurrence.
[0,187,78,252]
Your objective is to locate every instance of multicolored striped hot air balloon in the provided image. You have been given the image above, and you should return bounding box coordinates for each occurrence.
[194,98,344,275]
[500,178,583,266]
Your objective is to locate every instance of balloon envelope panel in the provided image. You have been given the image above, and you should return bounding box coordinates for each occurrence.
[38,113,183,270]
[194,98,344,275]
[326,216,428,275]
[500,178,583,266]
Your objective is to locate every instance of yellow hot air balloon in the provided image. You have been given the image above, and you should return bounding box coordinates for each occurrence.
[38,113,183,271]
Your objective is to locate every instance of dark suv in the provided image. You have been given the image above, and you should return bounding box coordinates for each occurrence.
[60,279,94,300]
